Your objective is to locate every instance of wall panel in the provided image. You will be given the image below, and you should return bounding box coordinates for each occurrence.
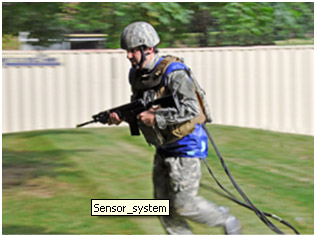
[2,46,314,135]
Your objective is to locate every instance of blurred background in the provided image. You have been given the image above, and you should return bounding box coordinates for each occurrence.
[2,2,314,235]
[2,2,314,50]
[2,2,314,135]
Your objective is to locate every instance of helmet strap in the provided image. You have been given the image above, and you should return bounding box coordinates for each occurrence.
[135,46,150,70]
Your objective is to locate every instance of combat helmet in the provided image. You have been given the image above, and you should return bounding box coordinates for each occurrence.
[120,21,160,50]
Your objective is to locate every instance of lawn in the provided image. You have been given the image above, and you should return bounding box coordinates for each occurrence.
[2,125,313,234]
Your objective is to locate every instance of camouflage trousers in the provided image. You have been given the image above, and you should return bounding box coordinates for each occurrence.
[153,153,241,235]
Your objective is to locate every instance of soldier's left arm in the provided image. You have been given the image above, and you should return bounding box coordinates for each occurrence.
[155,69,200,129]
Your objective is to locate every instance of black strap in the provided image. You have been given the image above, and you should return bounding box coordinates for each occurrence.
[202,124,300,235]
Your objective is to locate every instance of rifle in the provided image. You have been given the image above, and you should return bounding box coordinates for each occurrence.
[76,92,180,136]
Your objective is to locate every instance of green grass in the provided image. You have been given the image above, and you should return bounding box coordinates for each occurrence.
[2,125,313,234]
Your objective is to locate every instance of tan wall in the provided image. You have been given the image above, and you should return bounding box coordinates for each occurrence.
[2,46,314,135]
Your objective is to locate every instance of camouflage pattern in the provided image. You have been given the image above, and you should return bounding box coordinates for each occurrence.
[188,69,213,123]
[137,68,200,146]
[126,42,240,233]
[155,69,201,129]
[153,153,241,235]
[130,54,201,147]
[121,21,160,50]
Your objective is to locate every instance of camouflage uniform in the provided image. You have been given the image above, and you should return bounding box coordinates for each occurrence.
[131,54,241,234]
[132,54,202,147]
[121,22,241,235]
[154,153,241,235]
[121,21,160,50]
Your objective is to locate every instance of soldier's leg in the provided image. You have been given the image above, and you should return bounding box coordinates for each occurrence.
[153,153,193,235]
[166,157,241,235]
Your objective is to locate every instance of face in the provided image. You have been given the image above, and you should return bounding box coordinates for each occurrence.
[126,47,154,69]
[126,48,142,67]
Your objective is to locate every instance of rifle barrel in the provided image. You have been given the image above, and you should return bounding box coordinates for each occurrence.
[76,120,95,128]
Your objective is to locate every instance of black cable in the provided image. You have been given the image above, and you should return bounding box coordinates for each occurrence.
[202,124,300,234]
[200,164,300,235]
[203,125,282,233]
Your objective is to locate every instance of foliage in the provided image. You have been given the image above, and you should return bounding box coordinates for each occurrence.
[2,34,20,50]
[2,2,65,46]
[272,2,314,40]
[58,2,193,48]
[2,2,314,48]
[213,2,275,46]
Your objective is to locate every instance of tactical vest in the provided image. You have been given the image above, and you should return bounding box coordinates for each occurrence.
[130,55,212,147]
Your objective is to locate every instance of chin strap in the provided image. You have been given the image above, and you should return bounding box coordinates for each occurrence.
[202,124,300,235]
[134,46,151,70]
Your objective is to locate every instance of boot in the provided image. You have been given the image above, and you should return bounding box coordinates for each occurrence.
[224,215,241,235]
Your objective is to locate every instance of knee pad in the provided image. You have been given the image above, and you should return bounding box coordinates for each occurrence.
[224,215,241,235]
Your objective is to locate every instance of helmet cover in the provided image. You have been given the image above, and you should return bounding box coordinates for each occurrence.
[120,21,160,49]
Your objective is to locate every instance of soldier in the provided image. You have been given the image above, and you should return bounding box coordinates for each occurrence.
[108,21,241,235]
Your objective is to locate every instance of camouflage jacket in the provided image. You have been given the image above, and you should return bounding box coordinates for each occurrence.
[131,54,201,130]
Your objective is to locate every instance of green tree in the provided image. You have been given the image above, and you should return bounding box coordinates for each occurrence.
[272,2,314,40]
[2,2,314,49]
[186,2,313,47]
[187,2,225,47]
[58,2,193,48]
[3,2,64,46]
[214,2,275,46]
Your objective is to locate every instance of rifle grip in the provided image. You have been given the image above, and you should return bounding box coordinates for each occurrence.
[129,119,140,136]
